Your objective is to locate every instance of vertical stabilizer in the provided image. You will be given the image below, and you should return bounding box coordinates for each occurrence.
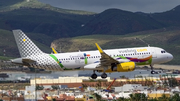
[13,30,44,57]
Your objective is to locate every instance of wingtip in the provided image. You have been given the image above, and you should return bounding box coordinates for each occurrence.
[95,43,103,53]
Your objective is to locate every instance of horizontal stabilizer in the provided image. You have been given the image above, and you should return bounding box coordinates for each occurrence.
[11,58,36,65]
[22,58,36,64]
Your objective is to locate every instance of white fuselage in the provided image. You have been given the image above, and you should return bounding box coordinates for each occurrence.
[27,46,173,71]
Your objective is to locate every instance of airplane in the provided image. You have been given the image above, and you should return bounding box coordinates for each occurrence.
[11,30,173,79]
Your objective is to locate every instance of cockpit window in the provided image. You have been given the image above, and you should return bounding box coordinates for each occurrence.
[161,50,166,53]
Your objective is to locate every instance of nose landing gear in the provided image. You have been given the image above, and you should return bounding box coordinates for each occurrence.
[150,65,156,74]
[150,65,161,74]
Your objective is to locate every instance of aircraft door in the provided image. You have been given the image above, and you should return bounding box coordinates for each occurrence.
[151,48,157,58]
[75,53,86,65]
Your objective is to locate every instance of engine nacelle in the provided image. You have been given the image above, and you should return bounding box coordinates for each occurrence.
[98,62,135,73]
[116,62,135,72]
[111,62,135,72]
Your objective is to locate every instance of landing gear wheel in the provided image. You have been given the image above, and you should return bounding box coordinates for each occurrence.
[91,74,97,79]
[101,73,107,79]
[151,70,155,74]
[150,65,156,74]
[158,71,161,73]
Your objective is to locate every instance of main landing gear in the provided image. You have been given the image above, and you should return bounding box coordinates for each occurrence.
[101,73,107,79]
[150,65,161,74]
[91,70,107,79]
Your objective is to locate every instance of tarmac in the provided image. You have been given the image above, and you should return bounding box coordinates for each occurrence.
[153,64,180,70]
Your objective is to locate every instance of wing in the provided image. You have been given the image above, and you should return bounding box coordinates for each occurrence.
[84,43,131,70]
[95,43,120,66]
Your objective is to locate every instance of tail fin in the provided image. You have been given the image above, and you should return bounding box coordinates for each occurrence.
[13,30,44,57]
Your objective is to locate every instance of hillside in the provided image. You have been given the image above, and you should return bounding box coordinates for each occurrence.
[75,9,166,36]
[0,0,180,39]
[0,0,180,66]
[0,8,94,38]
[0,0,95,15]
[51,27,180,65]
[152,5,180,26]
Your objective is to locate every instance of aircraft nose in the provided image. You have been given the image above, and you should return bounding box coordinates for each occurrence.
[167,53,173,61]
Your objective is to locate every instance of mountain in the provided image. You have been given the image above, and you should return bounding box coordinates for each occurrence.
[0,0,95,58]
[0,8,94,38]
[0,0,180,65]
[0,0,96,38]
[152,5,180,26]
[74,9,166,36]
[1,0,180,39]
[0,0,95,15]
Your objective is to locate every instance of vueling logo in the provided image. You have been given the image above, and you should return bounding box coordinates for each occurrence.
[137,49,148,52]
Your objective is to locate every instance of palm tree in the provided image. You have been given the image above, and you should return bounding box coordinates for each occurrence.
[117,97,125,101]
[158,94,169,101]
[93,93,102,101]
[129,93,148,101]
[51,85,60,90]
[141,93,147,101]
[148,98,158,101]
[82,83,88,90]
[170,93,180,101]
[52,98,56,101]
[103,82,108,88]
[96,80,102,90]
[129,93,135,101]
[134,93,141,101]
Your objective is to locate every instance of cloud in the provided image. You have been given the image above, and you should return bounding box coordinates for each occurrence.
[38,0,180,13]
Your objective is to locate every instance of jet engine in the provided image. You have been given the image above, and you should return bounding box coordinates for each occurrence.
[112,62,135,72]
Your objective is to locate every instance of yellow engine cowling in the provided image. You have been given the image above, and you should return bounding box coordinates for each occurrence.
[99,62,135,73]
[117,62,135,72]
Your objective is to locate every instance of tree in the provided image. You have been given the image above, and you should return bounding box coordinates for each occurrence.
[158,94,169,101]
[129,93,135,101]
[148,98,158,101]
[117,97,130,101]
[96,80,102,89]
[93,93,102,101]
[51,85,59,90]
[141,93,147,101]
[129,93,147,101]
[134,93,141,101]
[82,83,88,90]
[36,84,44,90]
[52,98,56,101]
[170,93,180,101]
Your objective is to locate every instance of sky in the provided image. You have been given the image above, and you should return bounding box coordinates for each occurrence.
[38,0,180,13]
